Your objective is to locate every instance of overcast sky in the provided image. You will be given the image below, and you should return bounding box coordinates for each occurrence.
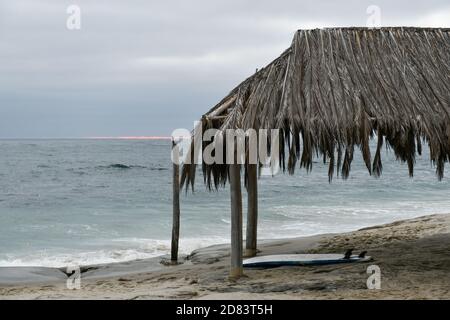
[0,0,448,138]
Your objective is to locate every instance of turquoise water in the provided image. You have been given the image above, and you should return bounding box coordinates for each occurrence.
[0,139,449,267]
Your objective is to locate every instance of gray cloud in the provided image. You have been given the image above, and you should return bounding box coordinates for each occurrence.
[0,0,449,137]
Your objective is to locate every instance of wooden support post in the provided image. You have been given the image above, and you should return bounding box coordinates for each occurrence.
[229,163,243,278]
[245,164,258,257]
[171,140,180,262]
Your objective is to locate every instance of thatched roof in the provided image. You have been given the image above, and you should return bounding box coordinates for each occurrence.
[181,27,450,190]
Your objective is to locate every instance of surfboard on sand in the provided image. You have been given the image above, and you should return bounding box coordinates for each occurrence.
[243,253,372,268]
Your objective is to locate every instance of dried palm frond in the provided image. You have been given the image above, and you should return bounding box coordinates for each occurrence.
[181,27,450,190]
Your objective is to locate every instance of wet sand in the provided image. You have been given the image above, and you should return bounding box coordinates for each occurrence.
[1,214,449,299]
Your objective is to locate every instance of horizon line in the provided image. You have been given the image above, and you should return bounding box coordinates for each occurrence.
[89,136,172,140]
[0,136,173,140]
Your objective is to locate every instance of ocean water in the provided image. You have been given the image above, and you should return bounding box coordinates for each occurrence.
[0,139,449,267]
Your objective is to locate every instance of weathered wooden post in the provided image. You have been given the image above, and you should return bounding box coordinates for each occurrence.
[229,163,243,278]
[171,139,180,262]
[245,164,258,257]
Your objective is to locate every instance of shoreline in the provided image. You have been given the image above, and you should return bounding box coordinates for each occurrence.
[1,213,449,299]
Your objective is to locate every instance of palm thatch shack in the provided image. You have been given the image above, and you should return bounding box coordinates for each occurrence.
[172,27,450,278]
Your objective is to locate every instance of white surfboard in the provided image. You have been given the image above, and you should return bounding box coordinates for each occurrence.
[243,253,372,268]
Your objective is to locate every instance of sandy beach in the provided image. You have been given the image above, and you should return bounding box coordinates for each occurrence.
[1,214,449,300]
